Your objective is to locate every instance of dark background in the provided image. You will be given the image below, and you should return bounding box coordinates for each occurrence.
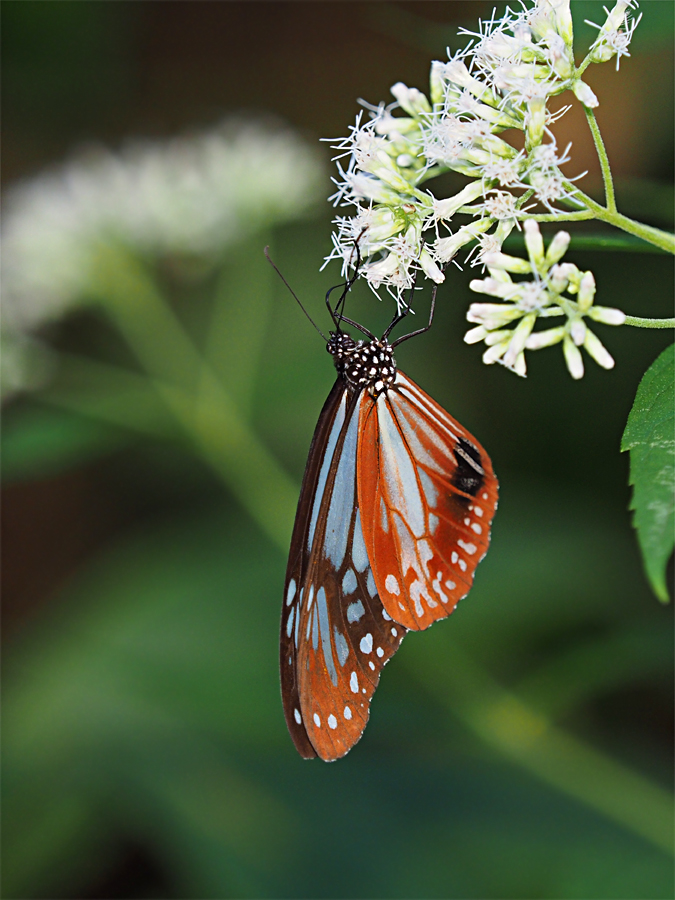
[3,3,674,899]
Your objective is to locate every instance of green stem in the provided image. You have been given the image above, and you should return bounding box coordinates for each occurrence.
[525,211,595,223]
[624,316,675,329]
[576,54,594,79]
[562,181,675,254]
[90,244,298,552]
[407,642,674,855]
[585,108,616,212]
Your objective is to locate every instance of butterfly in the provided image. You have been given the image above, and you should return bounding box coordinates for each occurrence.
[271,253,498,761]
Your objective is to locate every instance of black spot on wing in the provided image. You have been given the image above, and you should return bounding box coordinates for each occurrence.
[452,437,484,497]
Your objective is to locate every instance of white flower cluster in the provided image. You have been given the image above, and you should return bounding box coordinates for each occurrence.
[465,220,625,378]
[2,120,323,335]
[324,0,640,307]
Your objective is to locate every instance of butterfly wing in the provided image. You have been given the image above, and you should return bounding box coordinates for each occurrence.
[281,381,406,761]
[358,371,498,631]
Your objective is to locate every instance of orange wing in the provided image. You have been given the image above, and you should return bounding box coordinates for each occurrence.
[358,371,498,631]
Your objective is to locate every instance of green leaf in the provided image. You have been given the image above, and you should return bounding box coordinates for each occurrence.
[621,345,675,602]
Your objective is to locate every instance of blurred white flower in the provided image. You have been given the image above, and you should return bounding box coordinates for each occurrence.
[2,120,324,336]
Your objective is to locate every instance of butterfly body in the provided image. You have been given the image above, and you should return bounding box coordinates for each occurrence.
[281,329,498,761]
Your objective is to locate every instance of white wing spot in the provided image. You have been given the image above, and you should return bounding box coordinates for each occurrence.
[313,713,321,727]
[471,522,483,535]
[385,574,400,595]
[328,714,338,730]
[362,688,367,694]
[432,571,448,603]
[366,569,377,597]
[286,579,297,606]
[382,607,392,621]
[464,517,470,526]
[360,633,373,654]
[307,584,315,610]
[350,672,359,693]
[458,539,477,555]
[376,647,384,658]
[380,497,389,533]
[391,627,398,637]
[451,551,459,564]
[352,509,369,573]
[347,600,365,623]
[369,661,375,670]
[342,568,357,595]
[474,506,484,517]
[286,607,295,637]
[445,580,456,590]
[482,492,489,500]
[334,628,349,666]
[459,558,467,572]
[344,706,352,720]
[429,513,439,535]
[294,708,301,724]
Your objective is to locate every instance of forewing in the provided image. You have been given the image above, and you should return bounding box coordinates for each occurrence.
[358,371,498,631]
[282,384,406,761]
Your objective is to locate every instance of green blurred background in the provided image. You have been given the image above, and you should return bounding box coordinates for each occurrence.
[2,3,673,898]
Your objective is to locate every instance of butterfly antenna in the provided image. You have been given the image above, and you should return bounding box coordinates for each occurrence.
[264,247,327,341]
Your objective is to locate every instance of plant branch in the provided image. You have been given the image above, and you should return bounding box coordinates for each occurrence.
[524,211,595,223]
[624,316,675,329]
[561,181,675,254]
[585,108,616,212]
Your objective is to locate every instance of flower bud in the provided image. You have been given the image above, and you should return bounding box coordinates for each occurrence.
[442,61,496,105]
[563,334,584,379]
[464,325,487,345]
[434,219,492,262]
[584,329,615,369]
[524,219,545,269]
[588,305,626,325]
[570,318,587,346]
[430,61,445,106]
[390,82,431,118]
[577,271,596,312]
[572,80,599,108]
[469,278,514,299]
[526,95,547,148]
[508,351,527,378]
[419,247,445,284]
[525,326,565,349]
[544,230,571,267]
[365,252,399,285]
[483,339,510,364]
[482,252,532,275]
[504,313,537,367]
[432,181,486,221]
[484,329,514,346]
[347,173,401,204]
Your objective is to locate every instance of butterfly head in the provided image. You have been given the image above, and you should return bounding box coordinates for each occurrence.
[327,332,397,396]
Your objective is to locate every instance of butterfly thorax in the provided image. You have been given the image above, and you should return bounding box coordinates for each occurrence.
[327,332,397,396]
